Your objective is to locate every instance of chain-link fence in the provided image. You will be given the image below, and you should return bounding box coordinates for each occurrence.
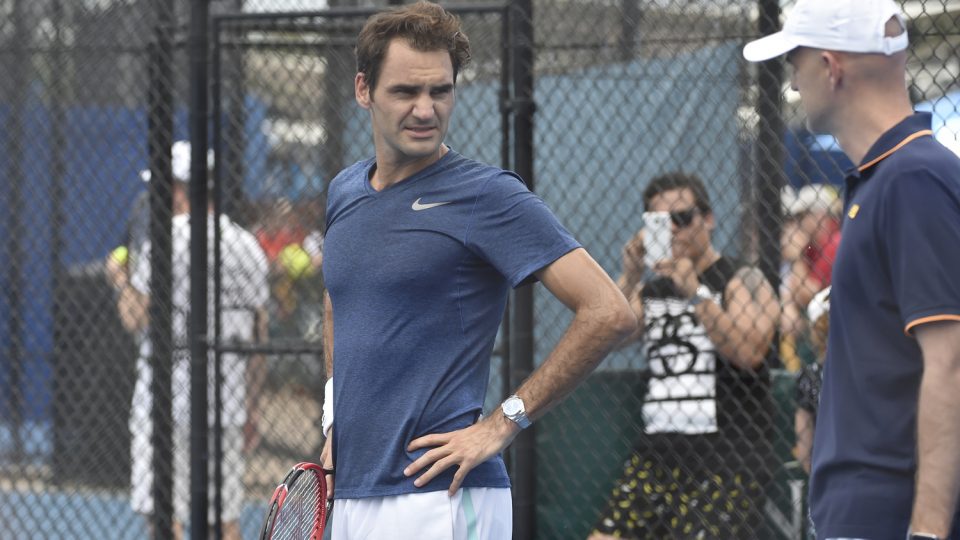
[1,1,959,539]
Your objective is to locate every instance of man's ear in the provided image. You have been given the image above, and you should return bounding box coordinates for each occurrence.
[355,72,371,109]
[821,51,845,89]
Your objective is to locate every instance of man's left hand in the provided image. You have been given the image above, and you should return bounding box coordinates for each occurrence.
[654,257,699,299]
[404,414,520,496]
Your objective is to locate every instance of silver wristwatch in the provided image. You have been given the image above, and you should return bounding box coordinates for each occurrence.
[501,395,531,429]
[688,284,712,306]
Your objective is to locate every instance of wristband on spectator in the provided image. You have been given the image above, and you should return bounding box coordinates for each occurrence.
[321,378,333,438]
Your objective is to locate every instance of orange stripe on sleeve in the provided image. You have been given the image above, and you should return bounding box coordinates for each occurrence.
[904,314,960,336]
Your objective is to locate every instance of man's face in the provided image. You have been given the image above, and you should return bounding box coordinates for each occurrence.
[647,187,713,262]
[355,38,455,167]
[787,47,834,134]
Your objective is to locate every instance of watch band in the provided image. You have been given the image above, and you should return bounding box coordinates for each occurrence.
[688,284,712,307]
[908,533,941,540]
[501,395,531,429]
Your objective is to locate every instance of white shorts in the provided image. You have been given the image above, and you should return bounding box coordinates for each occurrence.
[331,488,512,540]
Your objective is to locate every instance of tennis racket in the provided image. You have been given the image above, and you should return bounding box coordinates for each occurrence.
[259,462,332,540]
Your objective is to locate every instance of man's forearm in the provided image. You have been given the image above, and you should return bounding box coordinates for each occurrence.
[117,283,149,334]
[694,299,769,369]
[323,293,334,378]
[910,347,960,536]
[692,271,776,370]
[321,293,335,438]
[513,303,635,421]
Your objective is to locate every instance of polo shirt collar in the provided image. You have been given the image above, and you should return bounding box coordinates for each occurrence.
[842,112,934,207]
[853,112,934,174]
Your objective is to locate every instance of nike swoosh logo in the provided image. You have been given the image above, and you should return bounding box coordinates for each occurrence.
[412,198,452,211]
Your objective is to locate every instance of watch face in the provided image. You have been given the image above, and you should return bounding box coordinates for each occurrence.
[502,397,522,416]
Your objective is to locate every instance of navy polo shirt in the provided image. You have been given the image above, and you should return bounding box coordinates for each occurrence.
[810,112,960,539]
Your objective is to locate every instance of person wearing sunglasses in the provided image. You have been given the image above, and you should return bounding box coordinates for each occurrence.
[590,172,779,539]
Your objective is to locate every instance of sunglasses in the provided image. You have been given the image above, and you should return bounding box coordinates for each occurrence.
[669,208,699,228]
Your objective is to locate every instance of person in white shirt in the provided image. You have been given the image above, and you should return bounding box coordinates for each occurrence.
[107,140,269,540]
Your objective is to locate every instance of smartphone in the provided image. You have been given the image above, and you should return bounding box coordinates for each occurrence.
[643,211,672,268]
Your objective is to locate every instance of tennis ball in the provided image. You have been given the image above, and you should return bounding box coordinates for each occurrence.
[110,245,129,266]
[279,244,314,280]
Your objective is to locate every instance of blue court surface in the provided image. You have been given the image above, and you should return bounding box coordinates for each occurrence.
[0,487,269,539]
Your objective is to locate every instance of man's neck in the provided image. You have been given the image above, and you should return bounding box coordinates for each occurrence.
[833,93,914,166]
[371,144,448,191]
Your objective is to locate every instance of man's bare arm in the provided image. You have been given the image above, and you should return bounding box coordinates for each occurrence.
[323,291,334,379]
[104,254,149,333]
[517,248,639,418]
[615,230,647,346]
[794,408,814,475]
[404,248,637,494]
[117,281,149,334]
[319,290,335,498]
[616,230,645,299]
[910,320,960,537]
[614,282,646,347]
[693,266,778,370]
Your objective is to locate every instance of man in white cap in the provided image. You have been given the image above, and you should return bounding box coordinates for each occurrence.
[108,140,269,540]
[745,1,960,539]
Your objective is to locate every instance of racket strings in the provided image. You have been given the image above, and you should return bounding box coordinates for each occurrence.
[271,470,324,540]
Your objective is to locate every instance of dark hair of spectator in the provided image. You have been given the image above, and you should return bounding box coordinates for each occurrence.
[355,1,472,93]
[643,172,713,214]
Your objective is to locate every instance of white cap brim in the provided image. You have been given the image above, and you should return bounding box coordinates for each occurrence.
[743,31,799,62]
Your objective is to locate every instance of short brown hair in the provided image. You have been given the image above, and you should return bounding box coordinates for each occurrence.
[355,1,471,93]
[642,172,712,214]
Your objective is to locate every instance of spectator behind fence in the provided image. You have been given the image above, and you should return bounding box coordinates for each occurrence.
[745,0,960,537]
[253,198,325,339]
[590,172,779,539]
[779,184,841,372]
[794,286,830,475]
[317,3,636,538]
[273,231,326,343]
[105,140,270,540]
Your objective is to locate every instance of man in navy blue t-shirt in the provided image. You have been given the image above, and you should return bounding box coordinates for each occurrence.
[745,0,960,539]
[317,3,637,538]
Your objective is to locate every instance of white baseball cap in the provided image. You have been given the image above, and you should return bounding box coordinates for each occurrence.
[743,0,908,62]
[786,184,839,215]
[139,140,215,183]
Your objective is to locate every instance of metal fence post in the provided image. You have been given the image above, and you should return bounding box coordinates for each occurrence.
[509,1,536,539]
[188,0,212,537]
[5,0,28,466]
[755,0,785,291]
[147,0,176,535]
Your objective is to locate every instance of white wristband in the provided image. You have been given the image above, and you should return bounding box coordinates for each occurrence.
[321,377,334,438]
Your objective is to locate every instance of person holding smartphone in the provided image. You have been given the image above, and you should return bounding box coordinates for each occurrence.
[590,172,780,539]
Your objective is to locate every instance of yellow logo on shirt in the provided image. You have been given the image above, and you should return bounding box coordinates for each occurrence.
[848,204,860,219]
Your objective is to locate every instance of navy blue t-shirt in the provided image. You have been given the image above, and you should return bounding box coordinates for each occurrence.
[323,150,580,499]
[810,113,960,539]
